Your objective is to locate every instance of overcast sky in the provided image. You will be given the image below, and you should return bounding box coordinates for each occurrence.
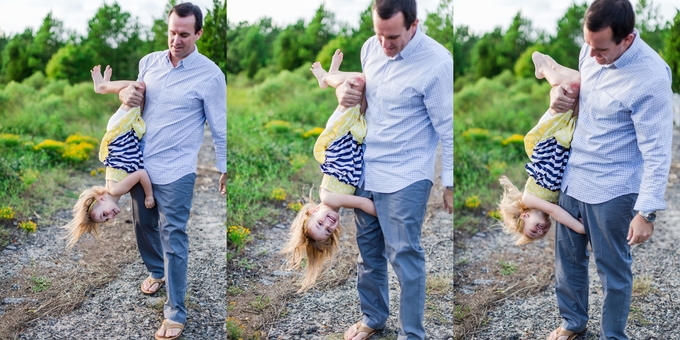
[455,0,679,36]
[227,0,444,28]
[0,0,217,37]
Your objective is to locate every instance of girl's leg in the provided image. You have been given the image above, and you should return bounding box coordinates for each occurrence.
[542,53,581,80]
[532,52,575,87]
[310,49,364,89]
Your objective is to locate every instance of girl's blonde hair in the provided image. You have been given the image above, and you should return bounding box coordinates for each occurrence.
[281,198,341,292]
[62,186,109,249]
[497,176,551,246]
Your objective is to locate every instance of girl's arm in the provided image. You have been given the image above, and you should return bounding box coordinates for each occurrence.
[319,188,376,216]
[107,169,155,208]
[523,191,585,234]
[96,80,138,95]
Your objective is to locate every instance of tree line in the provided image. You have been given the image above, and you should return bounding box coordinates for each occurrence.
[0,0,226,85]
[454,0,680,92]
[226,0,453,80]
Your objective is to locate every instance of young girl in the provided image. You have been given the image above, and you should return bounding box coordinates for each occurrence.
[63,65,155,249]
[498,52,586,245]
[282,50,376,291]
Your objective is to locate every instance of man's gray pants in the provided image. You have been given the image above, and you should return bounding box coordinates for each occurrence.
[354,179,432,340]
[130,173,196,324]
[555,191,636,340]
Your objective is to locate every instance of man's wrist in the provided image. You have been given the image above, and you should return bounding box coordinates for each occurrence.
[638,210,656,223]
[445,186,453,191]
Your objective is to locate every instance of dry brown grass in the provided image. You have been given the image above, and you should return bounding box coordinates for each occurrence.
[0,218,137,339]
[454,248,554,339]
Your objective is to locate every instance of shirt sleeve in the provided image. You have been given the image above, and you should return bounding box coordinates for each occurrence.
[205,71,227,174]
[631,74,673,212]
[424,57,453,187]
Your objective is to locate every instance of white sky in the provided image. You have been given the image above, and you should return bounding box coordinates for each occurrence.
[455,0,679,36]
[227,0,445,28]
[0,0,217,37]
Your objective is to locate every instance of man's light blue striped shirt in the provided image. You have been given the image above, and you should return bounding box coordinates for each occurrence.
[137,47,226,185]
[360,26,453,193]
[561,31,673,212]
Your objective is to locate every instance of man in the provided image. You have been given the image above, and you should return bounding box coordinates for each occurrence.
[119,3,226,339]
[335,0,452,339]
[547,0,672,339]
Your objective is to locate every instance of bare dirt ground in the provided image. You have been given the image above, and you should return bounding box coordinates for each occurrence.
[0,128,226,339]
[227,147,453,339]
[454,129,680,339]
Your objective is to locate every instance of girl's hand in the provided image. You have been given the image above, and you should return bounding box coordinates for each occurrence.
[145,196,155,209]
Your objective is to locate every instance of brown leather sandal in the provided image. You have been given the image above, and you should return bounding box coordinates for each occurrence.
[154,319,184,340]
[140,276,165,295]
[344,321,382,340]
[549,326,587,340]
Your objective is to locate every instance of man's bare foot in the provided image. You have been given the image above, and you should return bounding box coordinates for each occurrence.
[91,65,112,94]
[532,51,548,80]
[329,49,343,73]
[155,319,183,339]
[140,276,164,295]
[343,322,378,340]
[310,61,329,89]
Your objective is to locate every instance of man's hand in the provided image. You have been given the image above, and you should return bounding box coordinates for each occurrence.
[443,188,452,214]
[219,173,226,195]
[549,83,576,114]
[119,82,146,107]
[627,213,654,245]
[336,78,362,108]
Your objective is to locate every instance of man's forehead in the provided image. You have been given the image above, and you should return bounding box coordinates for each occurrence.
[169,15,196,29]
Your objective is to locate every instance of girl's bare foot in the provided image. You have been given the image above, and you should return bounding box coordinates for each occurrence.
[531,51,548,80]
[91,65,105,93]
[103,65,112,82]
[329,49,343,73]
[310,61,329,89]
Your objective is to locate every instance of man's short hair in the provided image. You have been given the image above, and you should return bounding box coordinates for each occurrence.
[169,2,203,34]
[585,0,635,44]
[373,0,417,29]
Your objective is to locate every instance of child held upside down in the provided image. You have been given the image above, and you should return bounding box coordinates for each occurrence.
[282,50,376,291]
[498,52,586,245]
[62,65,154,249]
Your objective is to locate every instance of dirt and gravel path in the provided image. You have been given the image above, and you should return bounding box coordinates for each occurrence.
[0,127,226,339]
[454,129,680,339]
[227,147,453,339]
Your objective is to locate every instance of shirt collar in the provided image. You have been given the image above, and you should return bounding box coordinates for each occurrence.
[610,28,640,69]
[392,24,423,60]
[164,45,200,68]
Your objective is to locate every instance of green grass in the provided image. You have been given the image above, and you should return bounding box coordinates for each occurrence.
[498,260,519,275]
[30,276,51,293]
[227,67,338,228]
[454,70,553,236]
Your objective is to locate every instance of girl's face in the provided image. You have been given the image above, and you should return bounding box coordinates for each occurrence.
[522,209,550,239]
[306,204,340,241]
[89,194,121,223]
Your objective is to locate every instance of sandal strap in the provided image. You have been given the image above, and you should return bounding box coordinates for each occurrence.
[556,326,586,339]
[353,321,380,340]
[161,319,184,330]
[146,277,165,284]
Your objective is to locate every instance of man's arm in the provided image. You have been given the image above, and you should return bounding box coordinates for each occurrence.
[627,73,674,245]
[424,57,453,213]
[204,72,227,191]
